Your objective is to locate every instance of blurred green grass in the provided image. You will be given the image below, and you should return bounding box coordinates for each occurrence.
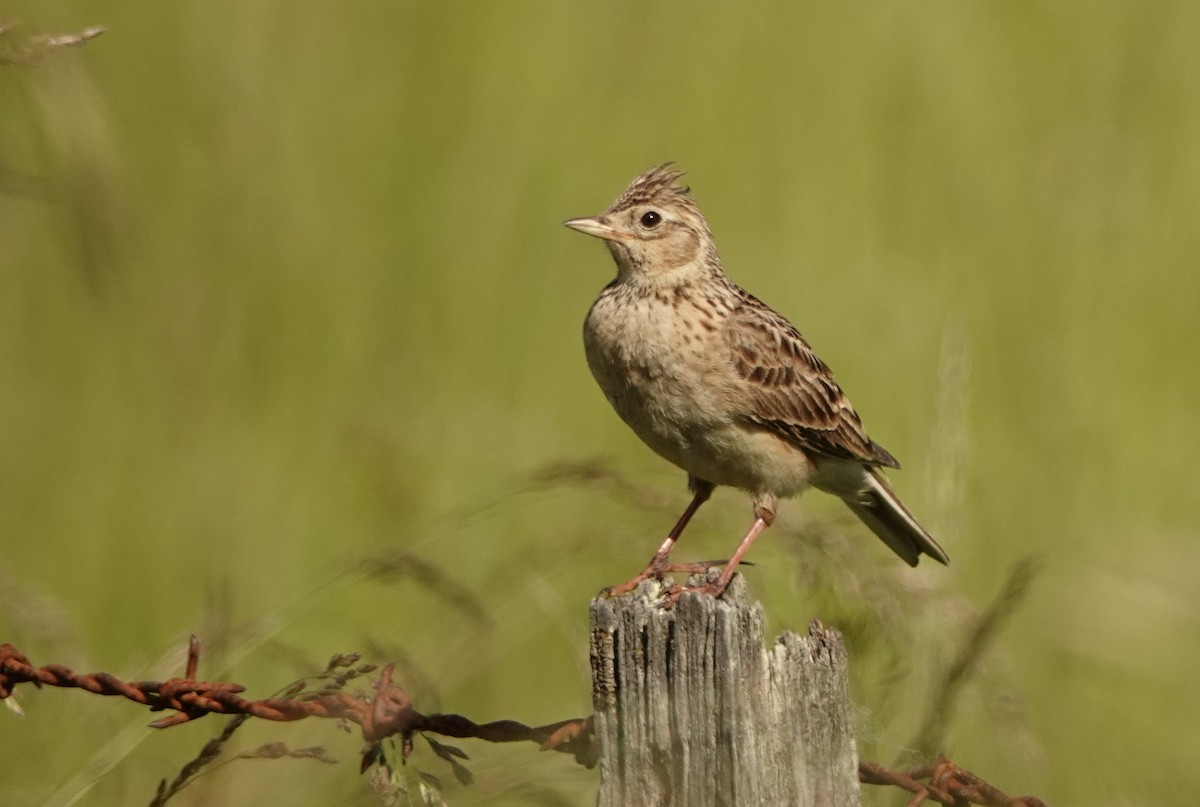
[2,1,1198,805]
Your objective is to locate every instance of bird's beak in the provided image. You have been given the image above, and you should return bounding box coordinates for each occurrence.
[563,215,631,241]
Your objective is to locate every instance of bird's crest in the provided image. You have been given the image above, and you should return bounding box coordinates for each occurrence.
[608,163,697,215]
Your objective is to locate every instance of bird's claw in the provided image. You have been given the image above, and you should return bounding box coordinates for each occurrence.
[601,559,731,599]
[661,580,730,608]
[602,562,745,612]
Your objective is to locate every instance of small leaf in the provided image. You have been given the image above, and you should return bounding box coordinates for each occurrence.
[360,743,382,774]
[239,742,287,759]
[291,746,338,764]
[424,735,470,762]
[326,652,362,671]
[448,757,475,786]
[281,680,306,698]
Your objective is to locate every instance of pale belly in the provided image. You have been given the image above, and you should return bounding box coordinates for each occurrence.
[583,292,815,497]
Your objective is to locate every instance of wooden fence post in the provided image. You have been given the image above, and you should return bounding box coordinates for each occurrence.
[589,574,861,807]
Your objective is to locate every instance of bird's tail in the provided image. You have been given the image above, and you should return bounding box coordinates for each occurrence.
[841,468,950,567]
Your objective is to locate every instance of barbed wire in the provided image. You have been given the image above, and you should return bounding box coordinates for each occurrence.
[1,638,1043,805]
[858,759,1046,807]
[0,638,596,770]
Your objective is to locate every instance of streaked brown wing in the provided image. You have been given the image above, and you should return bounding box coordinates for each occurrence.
[723,293,899,468]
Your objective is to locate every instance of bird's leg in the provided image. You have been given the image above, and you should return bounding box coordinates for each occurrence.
[666,495,776,604]
[603,478,714,597]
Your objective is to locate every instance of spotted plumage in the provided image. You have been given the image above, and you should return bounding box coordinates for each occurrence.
[565,164,948,600]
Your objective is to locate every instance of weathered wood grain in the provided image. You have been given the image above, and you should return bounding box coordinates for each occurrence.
[590,575,860,807]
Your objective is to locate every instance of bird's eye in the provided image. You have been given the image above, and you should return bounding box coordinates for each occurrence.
[640,211,662,228]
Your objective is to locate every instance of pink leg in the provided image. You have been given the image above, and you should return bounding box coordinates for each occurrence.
[711,516,770,592]
[604,480,714,596]
[666,496,777,604]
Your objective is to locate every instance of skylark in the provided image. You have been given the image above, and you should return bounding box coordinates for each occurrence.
[565,164,949,600]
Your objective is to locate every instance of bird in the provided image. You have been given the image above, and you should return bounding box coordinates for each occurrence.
[563,163,949,600]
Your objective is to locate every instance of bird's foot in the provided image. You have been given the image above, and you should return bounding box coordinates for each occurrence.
[601,556,724,598]
[661,573,734,608]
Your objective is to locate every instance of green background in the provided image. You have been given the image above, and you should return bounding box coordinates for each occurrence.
[3,2,1198,805]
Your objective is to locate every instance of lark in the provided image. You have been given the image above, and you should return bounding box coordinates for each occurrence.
[564,164,949,600]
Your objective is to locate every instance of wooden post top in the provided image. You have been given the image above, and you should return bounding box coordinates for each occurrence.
[590,575,861,807]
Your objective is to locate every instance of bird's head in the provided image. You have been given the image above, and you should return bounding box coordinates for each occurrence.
[565,163,718,284]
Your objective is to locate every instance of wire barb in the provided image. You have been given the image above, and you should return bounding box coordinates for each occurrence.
[859,757,1047,807]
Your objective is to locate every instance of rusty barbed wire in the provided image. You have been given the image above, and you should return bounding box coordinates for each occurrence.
[0,638,597,770]
[859,758,1047,807]
[2,640,1043,804]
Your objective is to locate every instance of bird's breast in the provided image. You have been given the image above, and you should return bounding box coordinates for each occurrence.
[582,286,813,494]
[583,289,723,427]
